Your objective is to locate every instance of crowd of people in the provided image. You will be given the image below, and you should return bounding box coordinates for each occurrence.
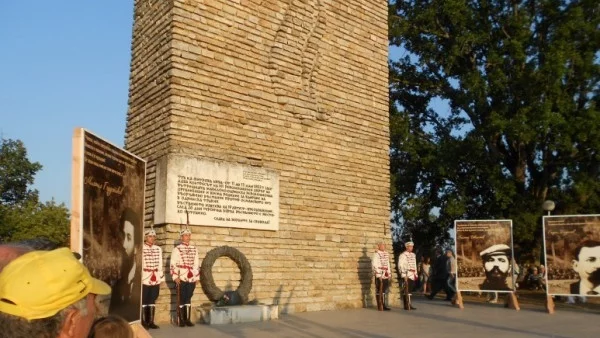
[0,225,201,338]
[2,232,598,335]
[517,264,547,291]
[370,239,589,311]
[0,240,117,338]
[371,242,459,311]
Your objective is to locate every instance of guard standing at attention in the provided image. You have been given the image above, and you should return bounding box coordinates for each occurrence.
[170,228,200,327]
[141,228,164,329]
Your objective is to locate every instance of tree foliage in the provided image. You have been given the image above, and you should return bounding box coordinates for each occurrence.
[389,0,600,258]
[0,138,70,245]
[0,200,70,245]
[0,138,42,205]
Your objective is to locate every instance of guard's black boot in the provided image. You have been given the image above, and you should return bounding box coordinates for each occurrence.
[141,306,149,329]
[148,306,160,329]
[178,306,186,327]
[185,305,195,326]
[402,295,410,310]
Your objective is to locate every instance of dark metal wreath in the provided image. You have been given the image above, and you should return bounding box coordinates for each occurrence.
[200,246,253,305]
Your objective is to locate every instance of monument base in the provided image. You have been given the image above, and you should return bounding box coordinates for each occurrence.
[197,304,279,325]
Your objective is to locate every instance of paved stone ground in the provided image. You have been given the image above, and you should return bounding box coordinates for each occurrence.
[149,297,598,338]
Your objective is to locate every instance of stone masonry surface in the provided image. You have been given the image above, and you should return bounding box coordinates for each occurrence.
[125,0,390,324]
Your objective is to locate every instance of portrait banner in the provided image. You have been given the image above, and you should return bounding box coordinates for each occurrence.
[543,215,600,297]
[455,220,514,293]
[70,128,146,323]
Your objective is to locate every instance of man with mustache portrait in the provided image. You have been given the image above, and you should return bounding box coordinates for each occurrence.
[479,244,512,291]
[570,240,600,296]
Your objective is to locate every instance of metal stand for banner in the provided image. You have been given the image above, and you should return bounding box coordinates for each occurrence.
[504,292,520,310]
[545,295,555,314]
[452,291,464,309]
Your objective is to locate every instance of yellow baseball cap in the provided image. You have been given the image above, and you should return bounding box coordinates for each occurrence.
[0,248,111,320]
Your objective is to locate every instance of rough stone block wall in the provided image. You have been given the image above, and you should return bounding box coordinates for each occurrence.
[125,0,390,324]
[125,0,174,215]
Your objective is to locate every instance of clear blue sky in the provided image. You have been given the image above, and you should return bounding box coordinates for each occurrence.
[0,1,133,206]
[0,1,411,208]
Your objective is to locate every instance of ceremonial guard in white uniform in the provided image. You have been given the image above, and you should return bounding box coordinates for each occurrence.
[371,242,392,311]
[399,241,418,310]
[170,228,200,327]
[141,228,164,329]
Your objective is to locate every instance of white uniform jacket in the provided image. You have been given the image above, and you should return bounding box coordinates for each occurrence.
[371,250,392,279]
[142,243,165,286]
[399,251,418,281]
[170,243,200,283]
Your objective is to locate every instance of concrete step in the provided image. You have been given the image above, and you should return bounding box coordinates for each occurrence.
[196,304,278,325]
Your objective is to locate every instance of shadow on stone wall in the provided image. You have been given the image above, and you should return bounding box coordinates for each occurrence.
[273,284,295,314]
[358,247,373,308]
[165,254,177,325]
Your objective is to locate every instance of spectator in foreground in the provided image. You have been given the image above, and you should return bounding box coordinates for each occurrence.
[0,247,111,338]
[88,315,134,338]
[0,244,30,273]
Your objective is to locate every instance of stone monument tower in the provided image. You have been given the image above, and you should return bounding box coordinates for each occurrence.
[125,0,390,323]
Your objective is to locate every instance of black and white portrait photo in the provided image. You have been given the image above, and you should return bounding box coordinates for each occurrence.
[570,240,600,295]
[109,208,143,319]
[455,220,514,292]
[73,129,146,322]
[544,215,600,297]
[479,243,512,291]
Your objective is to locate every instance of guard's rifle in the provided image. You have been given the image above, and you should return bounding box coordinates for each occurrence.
[175,213,186,327]
[186,208,190,228]
[378,276,384,311]
[403,276,411,310]
[176,281,181,326]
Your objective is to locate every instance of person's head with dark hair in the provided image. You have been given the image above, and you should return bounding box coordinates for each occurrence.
[0,245,30,273]
[120,208,141,259]
[572,240,600,290]
[10,238,60,251]
[479,244,512,290]
[1,238,61,273]
[88,315,133,338]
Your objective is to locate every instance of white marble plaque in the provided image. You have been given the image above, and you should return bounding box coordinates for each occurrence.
[154,155,279,231]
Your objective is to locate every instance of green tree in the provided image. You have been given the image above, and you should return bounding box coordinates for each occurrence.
[0,138,70,245]
[389,0,600,257]
[0,200,70,245]
[0,138,42,205]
